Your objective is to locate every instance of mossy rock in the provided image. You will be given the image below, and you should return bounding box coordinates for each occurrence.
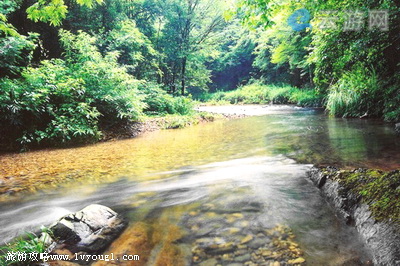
[326,168,400,224]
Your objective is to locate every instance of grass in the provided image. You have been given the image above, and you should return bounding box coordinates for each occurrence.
[200,82,323,107]
[0,232,48,266]
[326,65,382,118]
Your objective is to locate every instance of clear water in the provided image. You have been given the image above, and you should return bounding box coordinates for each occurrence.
[0,106,399,265]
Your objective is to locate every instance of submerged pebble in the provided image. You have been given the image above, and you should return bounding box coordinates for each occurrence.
[181,202,306,265]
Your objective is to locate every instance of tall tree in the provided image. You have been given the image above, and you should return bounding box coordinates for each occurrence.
[159,0,225,95]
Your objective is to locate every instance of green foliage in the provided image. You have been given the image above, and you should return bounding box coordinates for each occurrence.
[27,0,69,26]
[0,59,101,147]
[106,20,160,79]
[0,30,151,148]
[236,0,272,28]
[238,0,400,120]
[0,1,19,16]
[209,21,256,91]
[326,65,381,117]
[289,89,323,107]
[0,232,47,266]
[140,83,194,116]
[222,83,271,104]
[0,33,38,77]
[158,0,225,94]
[59,30,144,126]
[0,0,21,36]
[26,0,103,26]
[0,1,39,77]
[204,82,322,107]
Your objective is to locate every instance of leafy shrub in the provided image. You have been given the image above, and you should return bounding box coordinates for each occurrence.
[222,83,270,104]
[289,89,324,107]
[0,30,150,149]
[268,86,292,104]
[139,83,194,116]
[172,97,194,115]
[0,33,38,77]
[0,60,101,147]
[59,30,144,126]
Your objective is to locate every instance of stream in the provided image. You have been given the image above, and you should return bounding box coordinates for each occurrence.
[0,105,399,265]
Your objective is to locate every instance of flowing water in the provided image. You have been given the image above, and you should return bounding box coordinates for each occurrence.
[0,106,399,265]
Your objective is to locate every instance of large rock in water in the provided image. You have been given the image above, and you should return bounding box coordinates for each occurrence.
[49,204,126,254]
[396,123,400,135]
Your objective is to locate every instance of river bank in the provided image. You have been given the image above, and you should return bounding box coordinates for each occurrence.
[101,111,247,142]
[195,104,318,117]
[102,104,303,142]
[307,167,400,265]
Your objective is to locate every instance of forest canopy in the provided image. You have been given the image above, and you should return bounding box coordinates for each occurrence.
[1,0,399,149]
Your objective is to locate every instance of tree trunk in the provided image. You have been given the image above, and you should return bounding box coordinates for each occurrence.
[181,57,187,95]
[171,73,176,94]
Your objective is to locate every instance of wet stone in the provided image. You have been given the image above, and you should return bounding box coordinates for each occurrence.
[221,253,234,261]
[237,220,250,228]
[196,227,215,237]
[199,258,218,266]
[288,257,305,264]
[248,238,267,249]
[270,262,281,266]
[49,204,126,255]
[183,201,305,266]
[227,227,241,234]
[240,235,254,244]
[235,249,248,256]
[205,244,236,256]
[234,253,251,263]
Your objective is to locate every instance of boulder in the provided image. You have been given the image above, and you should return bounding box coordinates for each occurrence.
[396,123,400,135]
[49,204,126,254]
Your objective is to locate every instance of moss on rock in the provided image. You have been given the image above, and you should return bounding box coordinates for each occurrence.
[326,168,400,224]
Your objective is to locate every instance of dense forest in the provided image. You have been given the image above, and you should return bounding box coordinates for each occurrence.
[1,0,399,150]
